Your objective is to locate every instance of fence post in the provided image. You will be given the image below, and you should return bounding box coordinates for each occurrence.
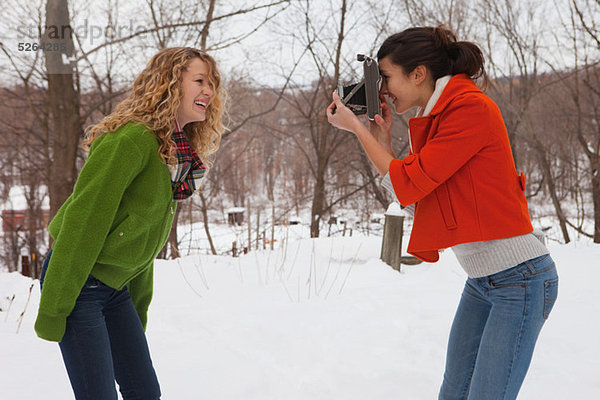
[380,214,404,272]
[21,255,31,278]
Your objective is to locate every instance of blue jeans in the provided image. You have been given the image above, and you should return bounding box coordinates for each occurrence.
[40,249,161,400]
[438,254,558,400]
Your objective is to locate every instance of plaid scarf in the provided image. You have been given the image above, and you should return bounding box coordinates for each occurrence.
[170,121,206,201]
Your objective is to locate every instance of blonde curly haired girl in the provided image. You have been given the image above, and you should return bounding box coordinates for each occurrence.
[36,47,225,400]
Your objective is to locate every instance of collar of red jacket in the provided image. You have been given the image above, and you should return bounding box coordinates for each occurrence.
[428,73,482,116]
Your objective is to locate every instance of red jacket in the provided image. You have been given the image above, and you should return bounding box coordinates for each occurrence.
[388,74,533,262]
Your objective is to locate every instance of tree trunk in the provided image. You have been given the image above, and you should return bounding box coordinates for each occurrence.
[25,183,41,278]
[310,168,326,238]
[43,0,81,219]
[199,191,217,255]
[307,1,347,239]
[592,159,600,243]
[160,0,218,257]
[358,149,388,208]
[159,206,181,259]
[534,140,570,243]
[200,0,216,51]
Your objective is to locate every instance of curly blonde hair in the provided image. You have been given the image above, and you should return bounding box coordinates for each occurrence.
[83,47,225,169]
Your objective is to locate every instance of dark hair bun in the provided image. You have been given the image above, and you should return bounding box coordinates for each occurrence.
[377,25,488,87]
[432,25,457,54]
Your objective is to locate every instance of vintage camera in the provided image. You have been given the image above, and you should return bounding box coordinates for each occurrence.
[337,54,381,120]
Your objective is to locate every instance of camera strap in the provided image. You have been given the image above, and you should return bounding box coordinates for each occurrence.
[341,79,365,105]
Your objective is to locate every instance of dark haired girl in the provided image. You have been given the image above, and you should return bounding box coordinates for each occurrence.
[327,26,558,400]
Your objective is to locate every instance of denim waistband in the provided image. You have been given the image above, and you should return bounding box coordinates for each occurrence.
[485,254,554,281]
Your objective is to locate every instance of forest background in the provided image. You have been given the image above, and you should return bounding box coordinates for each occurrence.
[1,0,599,273]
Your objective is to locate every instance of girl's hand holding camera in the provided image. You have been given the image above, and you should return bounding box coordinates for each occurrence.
[326,91,394,158]
[326,91,395,175]
[368,94,394,156]
[326,91,363,133]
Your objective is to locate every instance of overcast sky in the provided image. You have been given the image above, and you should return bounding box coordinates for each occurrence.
[0,0,594,91]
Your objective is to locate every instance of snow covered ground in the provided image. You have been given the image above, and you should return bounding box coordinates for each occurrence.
[1,231,598,399]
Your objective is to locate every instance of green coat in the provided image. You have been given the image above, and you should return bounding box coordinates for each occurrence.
[35,122,178,342]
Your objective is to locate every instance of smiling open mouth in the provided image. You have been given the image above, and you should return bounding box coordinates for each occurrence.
[194,100,207,109]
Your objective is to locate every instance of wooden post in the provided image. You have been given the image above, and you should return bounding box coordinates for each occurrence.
[380,215,404,272]
[263,230,266,250]
[232,241,237,257]
[21,256,31,278]
[342,221,347,237]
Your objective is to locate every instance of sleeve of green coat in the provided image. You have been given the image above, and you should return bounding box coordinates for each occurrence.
[35,133,145,342]
[127,261,154,330]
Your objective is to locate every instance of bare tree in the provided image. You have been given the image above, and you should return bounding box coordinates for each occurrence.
[403,0,478,38]
[561,0,600,241]
[274,0,354,237]
[1,0,294,260]
[42,0,82,217]
[0,86,49,274]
